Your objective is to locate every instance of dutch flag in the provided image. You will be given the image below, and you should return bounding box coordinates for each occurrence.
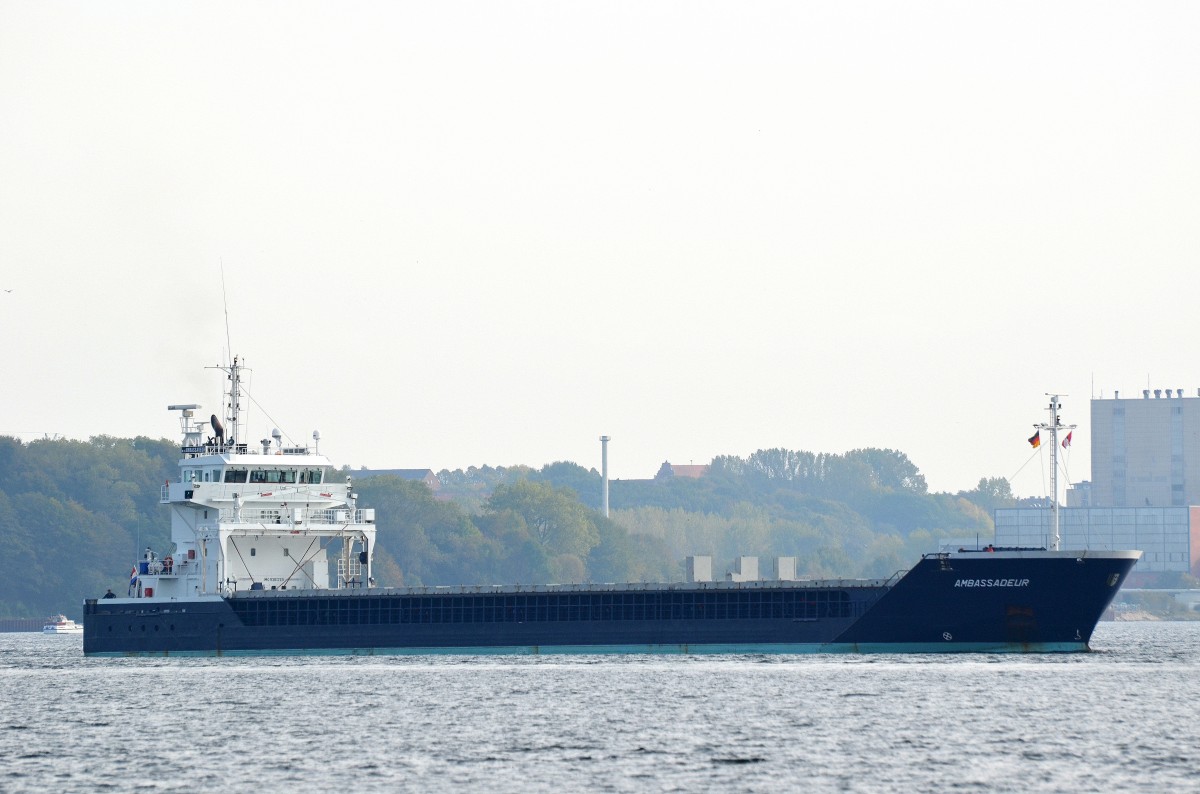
[128,565,138,595]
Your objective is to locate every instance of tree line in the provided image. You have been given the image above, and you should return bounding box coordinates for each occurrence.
[0,436,1012,619]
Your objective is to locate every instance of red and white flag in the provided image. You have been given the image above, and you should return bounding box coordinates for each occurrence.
[1062,431,1073,448]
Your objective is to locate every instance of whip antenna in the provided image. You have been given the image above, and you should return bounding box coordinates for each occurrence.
[220,261,233,365]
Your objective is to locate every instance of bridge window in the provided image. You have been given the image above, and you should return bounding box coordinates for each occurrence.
[224,469,248,483]
[250,470,298,485]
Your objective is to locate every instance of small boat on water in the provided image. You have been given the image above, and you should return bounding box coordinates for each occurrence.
[43,614,83,634]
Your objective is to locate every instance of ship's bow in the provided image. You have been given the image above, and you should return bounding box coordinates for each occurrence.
[836,549,1141,652]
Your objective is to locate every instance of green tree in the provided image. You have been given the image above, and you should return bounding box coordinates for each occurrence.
[532,462,601,510]
[473,509,551,584]
[844,448,928,493]
[485,479,600,560]
[356,475,492,587]
[959,477,1016,514]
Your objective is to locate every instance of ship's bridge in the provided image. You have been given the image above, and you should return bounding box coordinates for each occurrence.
[162,452,336,504]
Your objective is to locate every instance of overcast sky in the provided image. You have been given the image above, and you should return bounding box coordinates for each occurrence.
[2,2,1198,497]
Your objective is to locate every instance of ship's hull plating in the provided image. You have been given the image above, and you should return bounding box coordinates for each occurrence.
[83,551,1138,657]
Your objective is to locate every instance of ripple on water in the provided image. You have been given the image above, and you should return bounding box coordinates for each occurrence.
[0,623,1197,792]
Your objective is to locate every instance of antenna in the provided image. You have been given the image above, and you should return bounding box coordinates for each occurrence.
[214,263,246,449]
[220,261,233,366]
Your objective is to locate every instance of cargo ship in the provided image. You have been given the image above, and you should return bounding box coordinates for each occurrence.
[83,365,1139,656]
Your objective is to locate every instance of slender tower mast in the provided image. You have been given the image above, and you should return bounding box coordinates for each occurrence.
[600,436,610,518]
[1035,394,1076,551]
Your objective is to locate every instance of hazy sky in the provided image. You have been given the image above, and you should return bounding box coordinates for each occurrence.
[2,2,1198,497]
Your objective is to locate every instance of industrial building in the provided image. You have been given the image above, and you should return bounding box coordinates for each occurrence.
[1090,388,1200,508]
[994,506,1200,580]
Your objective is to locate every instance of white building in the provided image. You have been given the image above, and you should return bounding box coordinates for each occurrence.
[994,506,1198,576]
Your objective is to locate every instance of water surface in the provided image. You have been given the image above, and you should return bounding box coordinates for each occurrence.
[2,622,1194,792]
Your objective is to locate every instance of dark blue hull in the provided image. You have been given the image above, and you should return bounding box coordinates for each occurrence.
[83,550,1139,656]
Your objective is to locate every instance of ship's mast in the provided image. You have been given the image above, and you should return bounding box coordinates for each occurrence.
[207,356,246,450]
[227,355,243,446]
[1036,394,1076,551]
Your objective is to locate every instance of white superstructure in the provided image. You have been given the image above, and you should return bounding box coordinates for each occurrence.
[133,356,376,600]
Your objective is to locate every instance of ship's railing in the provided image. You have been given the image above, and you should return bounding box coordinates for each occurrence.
[179,442,314,458]
[943,545,1048,554]
[136,558,199,577]
[246,577,894,598]
[180,442,252,458]
[218,507,375,526]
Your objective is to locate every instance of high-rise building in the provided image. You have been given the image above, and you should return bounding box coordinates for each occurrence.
[1090,389,1200,508]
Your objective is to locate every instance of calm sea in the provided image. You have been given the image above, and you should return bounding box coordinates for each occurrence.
[1,622,1196,792]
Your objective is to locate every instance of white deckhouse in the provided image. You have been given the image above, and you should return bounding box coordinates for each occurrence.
[135,357,375,600]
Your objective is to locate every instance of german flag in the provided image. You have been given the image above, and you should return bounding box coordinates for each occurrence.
[1028,431,1041,448]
